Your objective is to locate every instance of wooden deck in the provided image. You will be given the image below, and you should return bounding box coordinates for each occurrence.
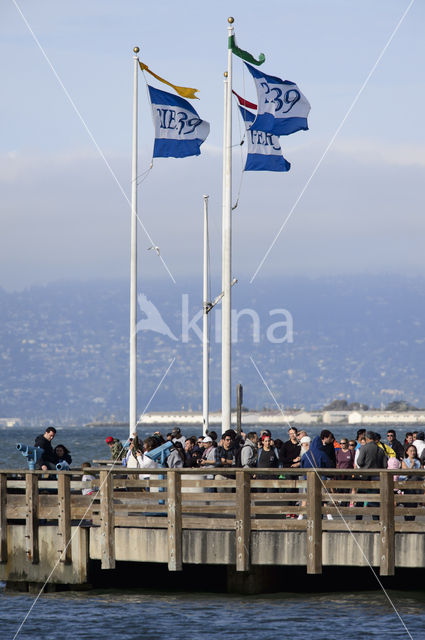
[1,468,424,582]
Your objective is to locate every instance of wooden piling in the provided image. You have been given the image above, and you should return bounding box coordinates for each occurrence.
[236,470,251,572]
[25,472,39,564]
[167,471,182,571]
[57,473,72,564]
[0,474,7,563]
[306,472,322,574]
[99,470,115,569]
[380,472,395,576]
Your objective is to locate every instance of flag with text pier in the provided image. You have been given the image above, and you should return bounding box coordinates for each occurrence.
[239,106,290,172]
[148,85,210,158]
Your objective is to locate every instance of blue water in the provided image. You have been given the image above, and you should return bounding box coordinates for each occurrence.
[1,589,425,640]
[1,425,425,640]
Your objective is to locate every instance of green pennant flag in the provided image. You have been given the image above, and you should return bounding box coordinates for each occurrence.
[228,34,265,66]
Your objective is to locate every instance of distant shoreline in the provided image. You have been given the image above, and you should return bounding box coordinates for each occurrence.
[4,409,425,429]
[81,409,425,428]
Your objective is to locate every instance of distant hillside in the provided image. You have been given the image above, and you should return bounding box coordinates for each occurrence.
[1,275,424,425]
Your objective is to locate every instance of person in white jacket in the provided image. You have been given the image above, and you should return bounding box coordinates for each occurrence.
[135,435,159,480]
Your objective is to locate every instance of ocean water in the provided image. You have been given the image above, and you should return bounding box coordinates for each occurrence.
[1,425,425,640]
[1,589,425,640]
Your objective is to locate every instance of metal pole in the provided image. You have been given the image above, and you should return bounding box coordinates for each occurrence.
[221,17,234,433]
[203,195,210,436]
[129,46,139,437]
[236,383,243,436]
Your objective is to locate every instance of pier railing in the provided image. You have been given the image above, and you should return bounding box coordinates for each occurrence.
[1,468,424,575]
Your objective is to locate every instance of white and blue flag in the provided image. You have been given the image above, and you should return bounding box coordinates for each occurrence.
[239,106,290,172]
[148,85,210,158]
[244,62,310,136]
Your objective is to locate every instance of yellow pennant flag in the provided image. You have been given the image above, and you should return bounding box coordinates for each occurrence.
[139,61,199,99]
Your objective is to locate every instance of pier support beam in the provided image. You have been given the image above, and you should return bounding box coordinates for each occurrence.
[167,471,182,571]
[306,472,322,574]
[380,472,395,576]
[0,474,7,563]
[25,473,39,564]
[57,474,72,564]
[235,470,251,571]
[100,470,115,569]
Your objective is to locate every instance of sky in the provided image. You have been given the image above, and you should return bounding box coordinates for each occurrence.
[1,0,424,292]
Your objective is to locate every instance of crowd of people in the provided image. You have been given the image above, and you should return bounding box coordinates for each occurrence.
[33,424,425,475]
[104,425,425,471]
[32,425,424,519]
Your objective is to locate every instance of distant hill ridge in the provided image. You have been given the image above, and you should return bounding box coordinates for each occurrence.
[1,275,424,425]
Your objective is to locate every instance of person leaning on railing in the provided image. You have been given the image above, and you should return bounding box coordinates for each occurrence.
[34,426,58,470]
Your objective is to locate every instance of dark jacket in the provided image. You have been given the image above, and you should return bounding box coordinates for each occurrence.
[34,434,57,465]
[217,445,235,467]
[389,438,405,460]
[301,436,335,469]
[257,447,278,468]
[279,440,301,467]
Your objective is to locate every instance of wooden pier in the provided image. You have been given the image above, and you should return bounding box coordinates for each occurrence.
[0,468,424,589]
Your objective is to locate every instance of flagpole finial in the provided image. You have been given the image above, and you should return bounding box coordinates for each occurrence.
[228,16,234,24]
[133,46,140,54]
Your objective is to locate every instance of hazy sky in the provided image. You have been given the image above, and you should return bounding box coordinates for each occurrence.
[1,0,424,291]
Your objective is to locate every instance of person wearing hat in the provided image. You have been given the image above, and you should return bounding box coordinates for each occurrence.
[299,435,311,458]
[199,436,218,467]
[105,436,125,461]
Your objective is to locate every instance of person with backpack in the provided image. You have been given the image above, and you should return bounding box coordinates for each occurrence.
[217,433,236,467]
[167,441,186,468]
[240,432,258,467]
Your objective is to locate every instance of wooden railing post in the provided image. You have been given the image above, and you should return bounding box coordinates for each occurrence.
[306,471,322,574]
[0,474,7,563]
[99,470,115,569]
[57,473,72,564]
[167,470,182,571]
[25,472,39,564]
[380,471,395,576]
[235,470,251,572]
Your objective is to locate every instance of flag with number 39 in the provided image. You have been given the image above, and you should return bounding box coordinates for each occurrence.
[244,62,310,137]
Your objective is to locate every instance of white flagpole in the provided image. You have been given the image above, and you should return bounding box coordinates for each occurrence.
[129,46,139,438]
[221,17,234,433]
[203,194,210,436]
